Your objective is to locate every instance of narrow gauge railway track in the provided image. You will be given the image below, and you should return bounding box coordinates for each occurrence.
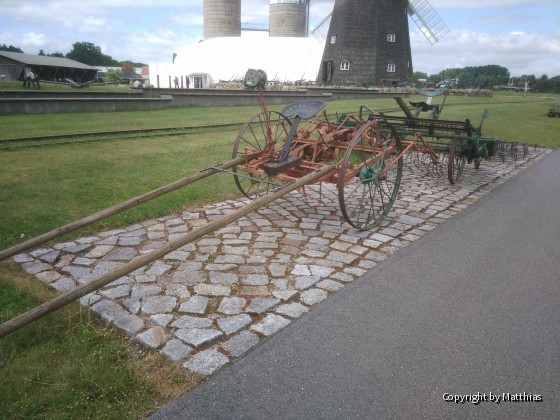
[0,107,408,151]
[0,122,244,150]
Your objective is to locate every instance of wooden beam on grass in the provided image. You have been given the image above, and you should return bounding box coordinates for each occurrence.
[0,163,336,338]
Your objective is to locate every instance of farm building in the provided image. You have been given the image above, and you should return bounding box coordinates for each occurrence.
[0,51,98,84]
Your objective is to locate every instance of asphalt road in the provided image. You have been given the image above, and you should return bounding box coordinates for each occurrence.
[151,149,560,419]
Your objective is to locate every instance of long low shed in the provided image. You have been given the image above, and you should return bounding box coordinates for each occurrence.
[0,51,98,84]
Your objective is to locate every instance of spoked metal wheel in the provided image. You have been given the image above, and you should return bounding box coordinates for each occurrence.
[338,119,403,230]
[447,138,466,184]
[232,111,291,199]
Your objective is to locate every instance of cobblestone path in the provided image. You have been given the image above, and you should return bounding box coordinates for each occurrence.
[14,149,550,375]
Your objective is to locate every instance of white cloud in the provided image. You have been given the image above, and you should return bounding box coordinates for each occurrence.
[431,0,556,9]
[412,29,560,76]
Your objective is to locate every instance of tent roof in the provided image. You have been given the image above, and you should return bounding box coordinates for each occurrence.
[172,35,324,82]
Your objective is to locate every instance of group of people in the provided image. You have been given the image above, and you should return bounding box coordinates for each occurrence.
[22,69,40,89]
[173,76,190,89]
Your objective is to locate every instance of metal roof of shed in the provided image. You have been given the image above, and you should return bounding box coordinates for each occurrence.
[0,51,98,70]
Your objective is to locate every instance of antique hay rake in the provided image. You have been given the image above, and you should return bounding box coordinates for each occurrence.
[232,70,501,231]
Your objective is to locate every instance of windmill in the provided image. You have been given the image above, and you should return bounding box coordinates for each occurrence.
[317,0,448,86]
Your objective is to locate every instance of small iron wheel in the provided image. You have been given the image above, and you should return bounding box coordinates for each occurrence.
[448,138,466,184]
[232,111,291,199]
[338,119,403,230]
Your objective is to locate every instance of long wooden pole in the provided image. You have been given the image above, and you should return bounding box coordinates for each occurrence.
[0,156,247,262]
[0,163,336,338]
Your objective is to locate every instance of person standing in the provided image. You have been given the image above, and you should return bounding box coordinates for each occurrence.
[27,70,36,89]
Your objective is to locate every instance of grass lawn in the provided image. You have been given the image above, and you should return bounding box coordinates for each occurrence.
[0,90,558,418]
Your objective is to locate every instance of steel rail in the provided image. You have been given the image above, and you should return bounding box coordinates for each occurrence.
[0,123,244,145]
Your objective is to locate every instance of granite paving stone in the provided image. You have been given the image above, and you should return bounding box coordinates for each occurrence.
[21,261,54,275]
[217,314,252,335]
[85,245,114,258]
[38,251,60,264]
[90,299,127,324]
[217,297,245,314]
[194,284,230,297]
[300,288,328,306]
[179,296,209,314]
[245,297,280,314]
[209,272,238,285]
[274,302,309,318]
[240,285,269,296]
[160,339,193,362]
[317,279,345,292]
[150,314,174,327]
[165,284,190,299]
[242,274,269,286]
[250,314,291,336]
[183,349,229,375]
[221,331,260,358]
[135,326,167,349]
[272,290,298,301]
[130,285,162,299]
[112,313,144,336]
[175,328,224,348]
[35,271,61,283]
[51,277,77,292]
[295,276,320,290]
[141,296,177,314]
[100,285,131,299]
[171,316,214,329]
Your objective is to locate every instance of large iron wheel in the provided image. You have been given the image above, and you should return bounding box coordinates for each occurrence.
[338,119,403,230]
[232,111,291,199]
[447,138,466,184]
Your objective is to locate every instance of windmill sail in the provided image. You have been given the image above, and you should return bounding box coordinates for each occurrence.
[407,0,449,45]
[311,12,333,43]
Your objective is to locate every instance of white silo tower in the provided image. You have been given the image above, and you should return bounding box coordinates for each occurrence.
[269,0,309,37]
[203,0,241,39]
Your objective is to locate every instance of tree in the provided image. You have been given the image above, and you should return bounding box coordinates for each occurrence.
[65,42,119,66]
[121,61,135,75]
[106,68,122,83]
[413,71,428,82]
[0,44,23,53]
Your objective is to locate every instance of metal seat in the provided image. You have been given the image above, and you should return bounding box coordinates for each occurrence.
[281,100,326,119]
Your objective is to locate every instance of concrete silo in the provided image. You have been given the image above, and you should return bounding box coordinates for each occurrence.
[269,0,309,37]
[203,0,241,39]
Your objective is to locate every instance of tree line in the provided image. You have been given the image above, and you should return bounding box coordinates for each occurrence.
[413,64,559,93]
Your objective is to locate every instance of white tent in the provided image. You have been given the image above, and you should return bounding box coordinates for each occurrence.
[149,34,325,88]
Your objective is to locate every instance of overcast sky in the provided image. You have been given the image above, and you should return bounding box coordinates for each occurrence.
[1,0,559,77]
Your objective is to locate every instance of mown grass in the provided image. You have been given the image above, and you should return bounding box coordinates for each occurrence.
[0,260,202,419]
[0,90,558,418]
[0,128,240,250]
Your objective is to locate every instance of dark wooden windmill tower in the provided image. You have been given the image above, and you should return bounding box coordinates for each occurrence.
[317,0,449,87]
